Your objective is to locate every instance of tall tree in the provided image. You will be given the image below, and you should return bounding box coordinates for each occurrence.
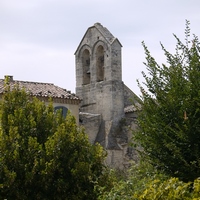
[0,84,106,200]
[133,20,200,182]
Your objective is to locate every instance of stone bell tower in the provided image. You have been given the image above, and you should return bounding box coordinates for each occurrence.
[75,23,129,167]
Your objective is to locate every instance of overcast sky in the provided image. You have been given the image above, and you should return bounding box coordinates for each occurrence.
[1,0,200,96]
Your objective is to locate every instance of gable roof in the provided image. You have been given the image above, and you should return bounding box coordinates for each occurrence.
[123,84,141,113]
[0,76,80,104]
[94,22,116,44]
[124,103,141,113]
[75,22,122,55]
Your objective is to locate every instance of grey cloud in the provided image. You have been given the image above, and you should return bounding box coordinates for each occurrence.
[1,0,200,95]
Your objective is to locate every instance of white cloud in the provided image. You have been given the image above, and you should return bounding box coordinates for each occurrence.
[1,0,200,95]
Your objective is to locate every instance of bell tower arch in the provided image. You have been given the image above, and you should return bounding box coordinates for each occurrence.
[96,45,104,82]
[82,49,90,85]
[75,22,124,149]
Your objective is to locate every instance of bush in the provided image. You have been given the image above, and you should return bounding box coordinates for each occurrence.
[0,85,107,200]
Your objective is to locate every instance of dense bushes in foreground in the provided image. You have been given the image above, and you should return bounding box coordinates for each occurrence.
[0,85,107,200]
[97,161,200,200]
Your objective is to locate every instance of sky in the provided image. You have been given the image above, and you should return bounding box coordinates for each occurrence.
[1,0,200,96]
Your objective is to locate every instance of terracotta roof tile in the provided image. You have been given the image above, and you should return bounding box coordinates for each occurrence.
[0,77,80,101]
[124,103,141,113]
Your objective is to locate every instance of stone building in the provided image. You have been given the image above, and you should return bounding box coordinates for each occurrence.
[0,23,139,168]
[75,23,139,168]
[0,76,81,124]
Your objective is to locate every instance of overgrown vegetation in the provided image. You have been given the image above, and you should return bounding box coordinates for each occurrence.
[1,20,200,199]
[98,20,200,199]
[97,161,200,199]
[0,84,107,200]
[97,160,168,200]
[133,20,200,182]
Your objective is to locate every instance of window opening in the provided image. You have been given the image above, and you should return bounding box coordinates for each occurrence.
[54,106,68,118]
[82,49,90,85]
[96,45,104,82]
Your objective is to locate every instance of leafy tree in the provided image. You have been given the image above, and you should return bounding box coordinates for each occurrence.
[97,160,168,200]
[133,20,200,182]
[97,161,200,200]
[0,84,106,200]
[133,177,200,200]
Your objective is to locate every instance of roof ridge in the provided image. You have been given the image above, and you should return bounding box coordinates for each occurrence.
[0,78,80,101]
[15,80,54,85]
[94,23,115,42]
[0,78,54,85]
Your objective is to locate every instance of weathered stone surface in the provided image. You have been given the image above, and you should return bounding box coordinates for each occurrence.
[75,23,140,168]
[79,112,101,144]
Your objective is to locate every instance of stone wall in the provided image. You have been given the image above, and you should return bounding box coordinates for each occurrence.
[75,23,139,168]
[79,112,101,144]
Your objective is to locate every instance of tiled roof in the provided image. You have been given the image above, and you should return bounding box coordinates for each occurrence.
[0,76,80,102]
[124,103,141,113]
[124,105,136,113]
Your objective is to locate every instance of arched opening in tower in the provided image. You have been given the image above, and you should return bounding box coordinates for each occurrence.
[96,45,104,82]
[82,49,90,85]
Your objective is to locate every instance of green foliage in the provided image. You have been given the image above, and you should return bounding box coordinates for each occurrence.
[133,20,200,182]
[0,85,106,200]
[134,177,200,200]
[97,160,168,200]
[97,161,200,199]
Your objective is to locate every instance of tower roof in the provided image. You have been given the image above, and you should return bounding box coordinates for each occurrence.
[75,22,122,55]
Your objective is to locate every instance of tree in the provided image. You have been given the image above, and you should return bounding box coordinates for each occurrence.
[133,20,200,182]
[97,162,200,200]
[97,160,168,200]
[0,84,106,200]
[133,177,200,200]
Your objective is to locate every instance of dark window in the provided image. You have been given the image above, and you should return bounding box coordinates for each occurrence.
[82,49,90,85]
[54,106,68,118]
[96,45,104,82]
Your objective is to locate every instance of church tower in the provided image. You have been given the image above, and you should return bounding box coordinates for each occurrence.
[75,22,124,119]
[75,23,130,167]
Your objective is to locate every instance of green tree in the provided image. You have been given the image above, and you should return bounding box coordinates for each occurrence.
[133,20,200,182]
[97,161,200,200]
[133,177,200,200]
[97,160,168,200]
[0,84,106,200]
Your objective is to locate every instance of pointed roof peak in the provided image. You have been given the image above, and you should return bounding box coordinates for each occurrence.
[94,23,115,42]
[75,23,122,54]
[94,22,101,26]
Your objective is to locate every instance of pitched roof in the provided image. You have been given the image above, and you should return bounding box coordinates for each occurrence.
[0,76,80,104]
[124,103,141,113]
[94,22,116,44]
